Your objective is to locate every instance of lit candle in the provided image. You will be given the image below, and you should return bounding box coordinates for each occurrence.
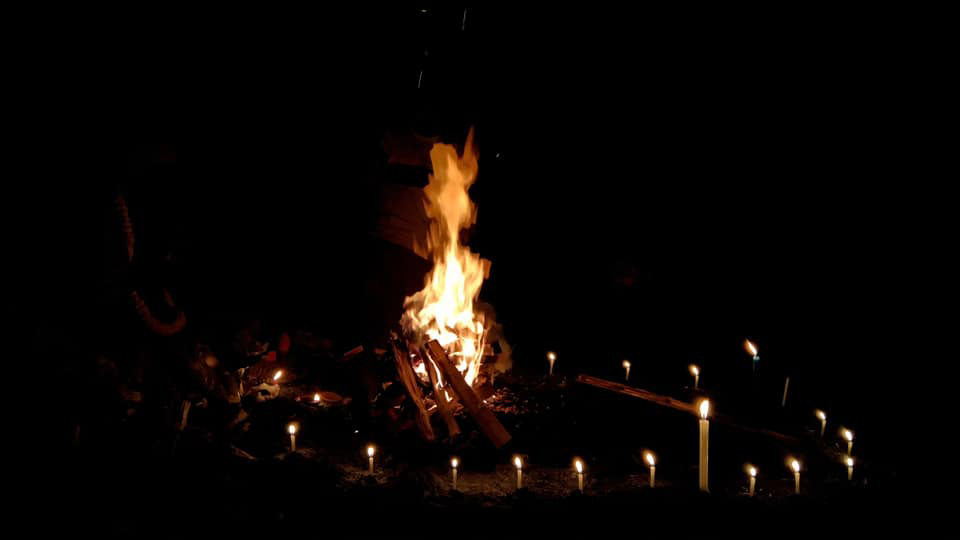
[313,393,321,403]
[451,457,459,490]
[547,352,556,376]
[367,445,376,474]
[698,399,710,492]
[843,429,854,455]
[272,370,283,384]
[791,459,801,495]
[574,459,584,492]
[287,423,297,452]
[514,456,523,490]
[689,364,700,390]
[748,465,757,496]
[815,410,827,438]
[846,456,854,481]
[744,339,759,374]
[622,360,631,382]
[645,452,656,488]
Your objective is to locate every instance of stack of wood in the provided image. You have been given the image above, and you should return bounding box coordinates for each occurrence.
[390,339,511,448]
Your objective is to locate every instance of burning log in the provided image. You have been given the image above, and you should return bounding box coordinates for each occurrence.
[390,342,436,441]
[424,340,511,448]
[420,347,460,438]
[576,374,800,443]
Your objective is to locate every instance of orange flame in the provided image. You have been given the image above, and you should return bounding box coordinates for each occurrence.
[744,339,758,357]
[401,129,490,387]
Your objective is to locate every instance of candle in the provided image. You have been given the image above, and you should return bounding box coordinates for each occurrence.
[622,360,631,382]
[272,370,283,383]
[514,456,523,490]
[287,423,297,452]
[451,457,459,490]
[781,376,790,407]
[547,352,556,376]
[791,459,801,495]
[843,429,854,455]
[645,452,656,488]
[698,399,710,492]
[689,364,700,390]
[313,393,321,403]
[367,445,376,474]
[815,410,827,438]
[748,465,757,496]
[574,459,584,492]
[744,339,759,374]
[846,456,854,481]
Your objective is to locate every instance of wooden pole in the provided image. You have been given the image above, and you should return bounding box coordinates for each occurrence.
[390,342,436,441]
[421,346,461,438]
[424,340,511,448]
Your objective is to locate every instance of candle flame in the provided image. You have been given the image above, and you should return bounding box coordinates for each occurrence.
[791,459,800,472]
[645,452,655,466]
[575,459,583,473]
[846,457,854,467]
[313,393,321,403]
[273,370,283,382]
[622,360,631,369]
[815,409,826,421]
[744,339,758,357]
[689,364,699,376]
[843,429,854,442]
[287,423,296,435]
[367,445,375,457]
[547,352,556,362]
[513,456,522,469]
[699,399,710,419]
[749,466,757,477]
[451,457,459,468]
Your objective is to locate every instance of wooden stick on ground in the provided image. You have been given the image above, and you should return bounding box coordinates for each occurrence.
[421,347,461,438]
[391,342,435,441]
[424,340,511,448]
[576,374,800,443]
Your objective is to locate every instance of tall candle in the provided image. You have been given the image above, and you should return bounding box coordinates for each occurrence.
[514,457,523,490]
[791,459,801,495]
[698,399,710,492]
[689,364,700,390]
[288,423,297,452]
[622,360,631,382]
[367,445,375,474]
[645,452,656,488]
[846,456,854,481]
[574,459,584,492]
[748,466,757,496]
[451,457,459,490]
[815,410,827,438]
[547,352,556,376]
[843,429,854,455]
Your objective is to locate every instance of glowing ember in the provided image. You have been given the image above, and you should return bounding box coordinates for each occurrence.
[401,129,491,387]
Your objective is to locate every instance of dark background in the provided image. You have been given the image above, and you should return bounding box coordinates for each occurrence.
[12,6,934,510]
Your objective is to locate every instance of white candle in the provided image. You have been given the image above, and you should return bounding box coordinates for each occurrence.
[547,352,556,376]
[622,360,631,382]
[689,365,700,390]
[843,429,854,455]
[288,423,297,452]
[514,456,523,490]
[846,456,854,481]
[748,466,757,496]
[574,459,584,492]
[815,410,827,438]
[645,452,656,488]
[451,457,459,490]
[698,399,710,492]
[367,445,376,474]
[791,459,801,495]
